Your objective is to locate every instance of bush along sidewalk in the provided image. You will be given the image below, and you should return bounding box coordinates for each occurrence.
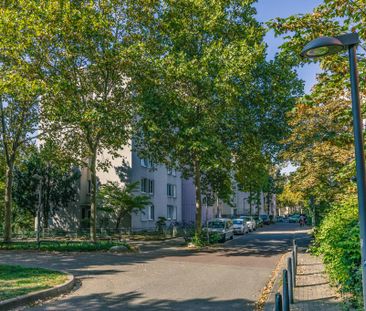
[311,196,363,310]
[0,240,133,252]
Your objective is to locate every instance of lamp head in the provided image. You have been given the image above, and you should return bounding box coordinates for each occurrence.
[301,36,344,58]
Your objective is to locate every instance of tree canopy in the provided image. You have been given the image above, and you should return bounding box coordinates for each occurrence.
[134,0,302,234]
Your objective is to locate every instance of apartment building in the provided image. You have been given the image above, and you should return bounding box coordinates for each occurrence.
[50,144,275,231]
[50,145,182,232]
[181,180,277,219]
[221,184,277,217]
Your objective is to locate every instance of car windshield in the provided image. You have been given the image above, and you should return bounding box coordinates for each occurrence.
[260,215,268,220]
[208,221,225,229]
[243,217,251,221]
[233,220,243,225]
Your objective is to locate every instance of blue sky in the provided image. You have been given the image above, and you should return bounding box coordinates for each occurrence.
[255,0,324,93]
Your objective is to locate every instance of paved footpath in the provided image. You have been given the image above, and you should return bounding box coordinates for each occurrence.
[292,251,342,310]
[0,223,309,311]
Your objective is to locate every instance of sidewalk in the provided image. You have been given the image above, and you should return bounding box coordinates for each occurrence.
[264,247,343,311]
[291,251,342,310]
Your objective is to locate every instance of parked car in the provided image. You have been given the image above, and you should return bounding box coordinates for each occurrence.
[253,216,264,228]
[240,216,256,232]
[288,214,300,223]
[232,219,249,235]
[260,214,271,225]
[276,216,285,223]
[205,218,234,242]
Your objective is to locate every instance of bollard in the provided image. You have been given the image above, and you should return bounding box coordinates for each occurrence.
[282,269,290,311]
[294,244,298,273]
[292,249,297,282]
[275,293,282,311]
[287,257,294,304]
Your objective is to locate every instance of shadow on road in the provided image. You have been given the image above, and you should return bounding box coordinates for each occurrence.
[0,223,313,311]
[30,291,254,311]
[0,224,313,277]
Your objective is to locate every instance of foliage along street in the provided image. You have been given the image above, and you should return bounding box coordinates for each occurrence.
[1,0,366,310]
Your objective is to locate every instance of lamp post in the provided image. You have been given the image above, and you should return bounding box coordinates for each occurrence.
[301,32,366,309]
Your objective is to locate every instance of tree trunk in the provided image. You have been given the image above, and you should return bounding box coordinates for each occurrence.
[267,192,270,215]
[193,160,202,235]
[90,151,97,242]
[115,213,122,230]
[43,166,51,229]
[3,163,14,242]
[249,192,252,216]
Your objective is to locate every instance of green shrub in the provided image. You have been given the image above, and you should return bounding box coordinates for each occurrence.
[0,240,131,252]
[313,196,362,308]
[190,231,222,247]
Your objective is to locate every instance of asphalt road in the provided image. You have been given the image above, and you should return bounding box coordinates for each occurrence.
[0,223,310,311]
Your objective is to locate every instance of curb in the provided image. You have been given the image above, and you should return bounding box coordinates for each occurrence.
[263,252,289,311]
[0,271,75,311]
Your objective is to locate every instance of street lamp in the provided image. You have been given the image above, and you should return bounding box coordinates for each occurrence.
[301,32,366,309]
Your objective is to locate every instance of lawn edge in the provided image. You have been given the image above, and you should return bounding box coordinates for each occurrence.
[0,269,75,311]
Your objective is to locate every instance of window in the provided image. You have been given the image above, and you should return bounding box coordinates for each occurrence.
[167,168,177,176]
[167,184,177,198]
[87,180,91,194]
[141,178,154,194]
[140,158,153,168]
[141,204,154,221]
[81,206,91,219]
[167,205,177,220]
[150,204,155,220]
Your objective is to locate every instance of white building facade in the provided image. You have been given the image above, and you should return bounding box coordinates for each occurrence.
[61,144,183,232]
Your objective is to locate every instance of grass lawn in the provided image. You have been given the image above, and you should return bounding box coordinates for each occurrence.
[0,264,68,301]
[0,240,132,252]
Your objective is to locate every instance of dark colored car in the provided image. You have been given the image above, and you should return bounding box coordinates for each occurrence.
[259,214,271,225]
[253,216,264,228]
[289,214,300,223]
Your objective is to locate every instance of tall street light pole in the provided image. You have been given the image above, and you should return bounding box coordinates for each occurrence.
[301,32,366,309]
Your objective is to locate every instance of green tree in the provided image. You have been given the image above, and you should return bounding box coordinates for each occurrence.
[268,3,365,305]
[277,181,304,211]
[268,0,363,215]
[39,1,147,241]
[0,0,45,241]
[0,148,5,229]
[12,144,81,230]
[99,181,150,230]
[135,0,267,235]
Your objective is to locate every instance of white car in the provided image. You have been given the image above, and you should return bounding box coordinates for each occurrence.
[232,219,249,235]
[240,216,256,232]
[205,218,234,242]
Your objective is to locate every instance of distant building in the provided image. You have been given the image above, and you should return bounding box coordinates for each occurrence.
[182,178,276,223]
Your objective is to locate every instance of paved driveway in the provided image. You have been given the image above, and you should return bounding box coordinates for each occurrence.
[0,223,310,311]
